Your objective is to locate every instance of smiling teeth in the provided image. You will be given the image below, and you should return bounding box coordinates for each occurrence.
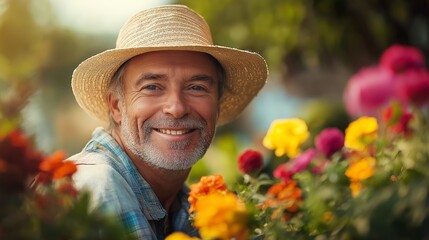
[158,129,189,135]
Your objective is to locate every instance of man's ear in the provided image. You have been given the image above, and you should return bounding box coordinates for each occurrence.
[107,94,122,125]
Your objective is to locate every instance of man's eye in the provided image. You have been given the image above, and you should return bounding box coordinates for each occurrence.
[143,85,160,91]
[190,85,206,91]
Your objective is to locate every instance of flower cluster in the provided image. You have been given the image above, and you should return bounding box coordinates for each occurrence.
[167,44,429,240]
[344,44,429,117]
[0,129,133,240]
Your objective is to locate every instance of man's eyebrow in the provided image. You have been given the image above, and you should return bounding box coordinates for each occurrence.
[134,73,166,87]
[189,74,216,83]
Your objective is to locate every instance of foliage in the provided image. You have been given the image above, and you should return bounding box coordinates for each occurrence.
[176,0,429,71]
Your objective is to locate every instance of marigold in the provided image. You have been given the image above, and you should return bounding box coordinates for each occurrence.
[264,180,302,213]
[345,157,376,197]
[188,174,227,213]
[165,232,199,240]
[194,192,248,240]
[345,157,376,181]
[349,181,364,197]
[345,117,378,151]
[263,118,309,158]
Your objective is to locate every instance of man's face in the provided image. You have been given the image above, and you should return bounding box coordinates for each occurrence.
[117,51,220,170]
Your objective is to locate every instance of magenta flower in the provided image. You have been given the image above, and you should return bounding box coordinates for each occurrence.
[315,128,345,157]
[395,69,429,106]
[273,149,316,181]
[273,162,294,182]
[343,67,396,117]
[290,148,317,173]
[380,44,425,73]
[237,149,263,174]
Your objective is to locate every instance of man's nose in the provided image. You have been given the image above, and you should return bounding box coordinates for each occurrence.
[162,92,189,118]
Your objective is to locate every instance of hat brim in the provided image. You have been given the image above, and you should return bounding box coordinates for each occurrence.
[71,45,268,125]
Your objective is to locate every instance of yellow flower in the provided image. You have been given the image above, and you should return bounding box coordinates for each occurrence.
[345,157,376,197]
[263,118,309,158]
[349,181,364,197]
[165,232,199,240]
[345,157,376,181]
[194,192,248,240]
[345,117,378,151]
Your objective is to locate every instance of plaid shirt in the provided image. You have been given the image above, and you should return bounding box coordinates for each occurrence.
[68,127,198,240]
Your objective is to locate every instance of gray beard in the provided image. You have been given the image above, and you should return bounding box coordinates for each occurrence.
[119,112,214,170]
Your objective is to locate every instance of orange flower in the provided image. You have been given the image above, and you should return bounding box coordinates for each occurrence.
[39,151,76,182]
[188,174,228,213]
[165,232,199,240]
[345,157,376,182]
[264,180,302,216]
[345,157,376,197]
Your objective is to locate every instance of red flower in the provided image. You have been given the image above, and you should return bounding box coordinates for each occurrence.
[0,130,43,192]
[382,105,413,136]
[237,149,263,174]
[380,44,425,73]
[343,67,396,117]
[315,128,344,157]
[38,151,76,184]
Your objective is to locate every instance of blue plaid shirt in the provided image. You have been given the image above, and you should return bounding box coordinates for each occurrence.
[69,127,198,239]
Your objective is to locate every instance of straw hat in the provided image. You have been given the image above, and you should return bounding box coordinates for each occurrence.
[71,5,268,125]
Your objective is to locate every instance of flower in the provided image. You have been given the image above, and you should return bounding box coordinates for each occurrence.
[273,149,316,181]
[263,118,309,158]
[395,69,429,106]
[0,130,43,192]
[344,117,378,152]
[264,180,302,220]
[238,149,264,174]
[194,192,248,240]
[343,67,396,117]
[315,128,345,157]
[382,104,413,136]
[165,232,199,240]
[188,174,228,213]
[345,156,376,197]
[38,150,77,183]
[380,44,425,73]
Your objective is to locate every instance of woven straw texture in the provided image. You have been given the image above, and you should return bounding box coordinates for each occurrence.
[71,5,268,125]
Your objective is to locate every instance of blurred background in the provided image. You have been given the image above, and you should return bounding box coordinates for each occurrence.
[1,0,428,184]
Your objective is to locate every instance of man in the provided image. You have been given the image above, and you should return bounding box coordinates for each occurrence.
[69,5,268,240]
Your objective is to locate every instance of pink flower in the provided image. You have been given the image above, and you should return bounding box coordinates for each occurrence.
[273,162,294,182]
[273,149,316,181]
[395,69,429,106]
[380,44,425,73]
[237,149,263,174]
[344,67,396,117]
[315,128,344,157]
[290,148,317,173]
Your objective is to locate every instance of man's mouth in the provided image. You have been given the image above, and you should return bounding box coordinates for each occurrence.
[155,128,194,136]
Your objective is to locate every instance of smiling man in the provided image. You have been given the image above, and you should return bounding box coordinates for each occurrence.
[69,5,267,240]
